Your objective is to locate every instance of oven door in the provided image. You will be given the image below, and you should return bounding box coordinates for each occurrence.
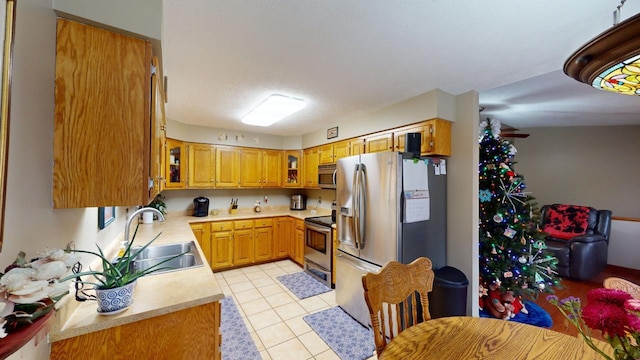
[304,222,332,270]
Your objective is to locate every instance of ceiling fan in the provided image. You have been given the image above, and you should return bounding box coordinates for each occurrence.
[500,127,530,138]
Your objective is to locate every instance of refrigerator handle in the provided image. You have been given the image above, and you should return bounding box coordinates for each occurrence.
[358,166,367,249]
[332,169,337,187]
[353,164,361,248]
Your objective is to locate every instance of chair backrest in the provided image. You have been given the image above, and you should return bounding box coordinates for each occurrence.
[362,257,434,356]
[603,277,640,299]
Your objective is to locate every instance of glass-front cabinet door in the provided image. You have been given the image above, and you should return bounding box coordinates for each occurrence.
[284,150,302,188]
[165,138,186,189]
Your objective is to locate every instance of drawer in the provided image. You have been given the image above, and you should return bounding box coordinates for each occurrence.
[254,218,273,228]
[210,221,233,232]
[234,220,254,229]
[295,220,305,231]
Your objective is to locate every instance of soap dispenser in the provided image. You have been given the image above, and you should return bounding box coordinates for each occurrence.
[254,201,261,213]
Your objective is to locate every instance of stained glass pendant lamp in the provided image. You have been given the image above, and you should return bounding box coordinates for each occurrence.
[564,8,640,96]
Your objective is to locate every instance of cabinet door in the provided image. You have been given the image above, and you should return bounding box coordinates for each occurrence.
[240,148,263,187]
[211,231,233,269]
[274,217,291,258]
[215,146,240,188]
[424,118,452,156]
[262,150,282,187]
[254,226,273,261]
[190,223,210,264]
[284,151,302,188]
[350,139,365,156]
[318,144,335,164]
[294,227,305,266]
[303,147,320,188]
[333,140,351,162]
[365,132,393,153]
[233,228,254,266]
[188,144,215,188]
[165,139,186,189]
[53,19,153,208]
[393,124,428,154]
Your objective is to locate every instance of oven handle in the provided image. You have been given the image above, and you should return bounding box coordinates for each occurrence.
[304,222,332,234]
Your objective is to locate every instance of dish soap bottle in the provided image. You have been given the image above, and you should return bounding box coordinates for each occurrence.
[254,201,261,213]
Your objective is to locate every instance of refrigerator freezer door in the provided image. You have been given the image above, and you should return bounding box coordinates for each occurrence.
[335,250,381,327]
[336,155,359,258]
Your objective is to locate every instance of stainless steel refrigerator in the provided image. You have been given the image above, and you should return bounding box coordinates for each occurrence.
[335,151,447,327]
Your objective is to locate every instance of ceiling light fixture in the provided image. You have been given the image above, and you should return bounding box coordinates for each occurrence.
[564,1,640,96]
[241,94,306,126]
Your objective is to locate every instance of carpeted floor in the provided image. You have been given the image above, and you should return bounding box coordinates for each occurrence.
[303,306,375,360]
[276,271,332,300]
[220,297,261,360]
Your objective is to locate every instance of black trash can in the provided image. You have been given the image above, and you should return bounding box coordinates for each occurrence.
[428,266,469,318]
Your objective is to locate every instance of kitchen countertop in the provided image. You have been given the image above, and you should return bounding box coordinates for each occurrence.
[49,207,331,342]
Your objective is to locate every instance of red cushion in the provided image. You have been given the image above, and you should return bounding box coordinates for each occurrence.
[543,204,591,240]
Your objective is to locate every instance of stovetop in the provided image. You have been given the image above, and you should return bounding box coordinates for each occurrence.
[304,215,334,227]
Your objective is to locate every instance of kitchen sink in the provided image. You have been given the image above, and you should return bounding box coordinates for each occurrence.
[129,241,204,275]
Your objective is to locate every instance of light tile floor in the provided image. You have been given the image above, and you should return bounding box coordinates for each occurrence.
[215,259,377,360]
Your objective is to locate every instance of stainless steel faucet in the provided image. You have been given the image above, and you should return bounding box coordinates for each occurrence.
[123,207,165,248]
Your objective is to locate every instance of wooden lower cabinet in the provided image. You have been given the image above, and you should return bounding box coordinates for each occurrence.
[293,219,305,265]
[51,301,221,360]
[211,230,234,269]
[233,220,254,266]
[254,218,273,261]
[274,217,292,258]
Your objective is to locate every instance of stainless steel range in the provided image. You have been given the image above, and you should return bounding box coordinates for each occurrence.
[303,215,334,287]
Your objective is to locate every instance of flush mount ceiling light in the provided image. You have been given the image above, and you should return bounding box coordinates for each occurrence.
[564,1,640,96]
[241,94,306,126]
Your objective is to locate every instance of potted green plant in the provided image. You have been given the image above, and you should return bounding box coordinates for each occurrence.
[58,224,182,314]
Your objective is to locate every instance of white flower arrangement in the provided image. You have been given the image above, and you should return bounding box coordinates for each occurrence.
[0,248,78,338]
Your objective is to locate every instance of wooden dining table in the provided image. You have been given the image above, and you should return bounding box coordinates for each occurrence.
[377,316,613,360]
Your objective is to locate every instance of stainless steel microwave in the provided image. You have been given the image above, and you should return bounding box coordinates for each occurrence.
[318,164,337,189]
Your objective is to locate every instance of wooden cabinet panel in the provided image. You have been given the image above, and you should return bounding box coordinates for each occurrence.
[365,132,393,153]
[211,230,233,269]
[350,139,365,156]
[53,19,153,207]
[254,226,273,261]
[293,219,304,265]
[240,148,263,187]
[424,118,452,156]
[165,138,186,189]
[188,144,215,188]
[262,150,282,187]
[304,147,320,188]
[190,222,210,264]
[211,221,233,232]
[233,228,254,265]
[51,302,220,360]
[318,144,335,164]
[333,140,351,162]
[275,217,291,258]
[215,146,240,187]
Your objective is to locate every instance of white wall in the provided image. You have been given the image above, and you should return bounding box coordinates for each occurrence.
[514,125,640,270]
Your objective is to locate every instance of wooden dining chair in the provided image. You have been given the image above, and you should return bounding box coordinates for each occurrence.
[603,277,640,299]
[362,257,435,356]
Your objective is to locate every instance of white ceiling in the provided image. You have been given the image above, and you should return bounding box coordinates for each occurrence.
[162,1,640,136]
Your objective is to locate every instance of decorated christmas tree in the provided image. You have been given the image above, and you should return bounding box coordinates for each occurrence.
[478,119,560,317]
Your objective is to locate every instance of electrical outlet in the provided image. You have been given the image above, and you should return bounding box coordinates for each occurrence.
[318,196,322,204]
[264,195,268,204]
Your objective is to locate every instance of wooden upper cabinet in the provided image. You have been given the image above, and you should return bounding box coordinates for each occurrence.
[240,149,281,187]
[215,146,240,188]
[165,138,186,189]
[365,132,393,153]
[188,143,215,188]
[303,147,320,188]
[53,19,153,208]
[283,150,302,188]
[318,144,335,164]
[350,139,365,157]
[333,140,352,162]
[423,118,452,156]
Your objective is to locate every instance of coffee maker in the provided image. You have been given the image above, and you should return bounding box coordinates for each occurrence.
[193,197,209,217]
